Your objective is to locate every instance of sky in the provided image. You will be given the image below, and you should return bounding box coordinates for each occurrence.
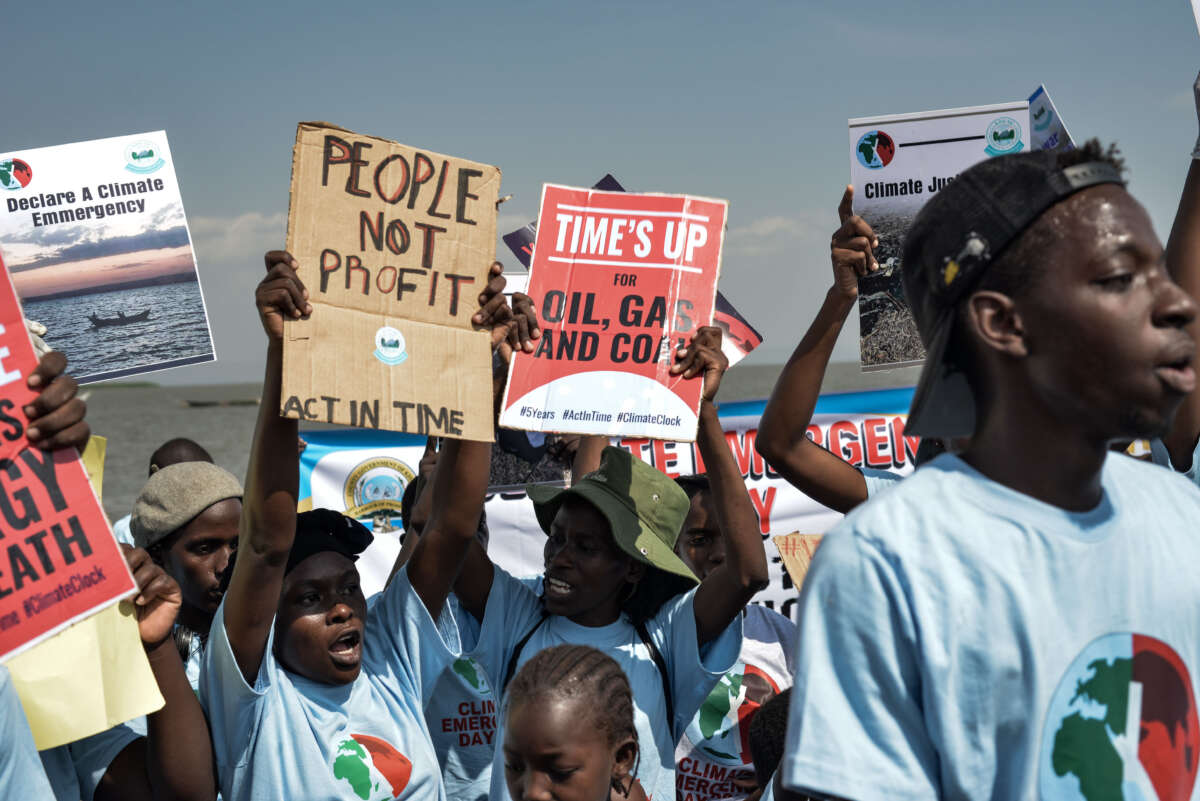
[1,0,1198,385]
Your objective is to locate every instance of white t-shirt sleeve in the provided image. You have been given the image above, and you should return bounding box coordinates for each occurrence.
[647,587,743,740]
[199,599,272,771]
[1,666,55,799]
[781,529,939,800]
[860,466,904,498]
[364,563,463,704]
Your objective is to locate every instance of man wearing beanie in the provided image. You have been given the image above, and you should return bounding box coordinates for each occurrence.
[780,142,1200,799]
[132,461,243,686]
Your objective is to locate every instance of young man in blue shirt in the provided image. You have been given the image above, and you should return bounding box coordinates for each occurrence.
[780,142,1200,800]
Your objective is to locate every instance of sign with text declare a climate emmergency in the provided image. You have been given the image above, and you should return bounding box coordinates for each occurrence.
[499,184,727,441]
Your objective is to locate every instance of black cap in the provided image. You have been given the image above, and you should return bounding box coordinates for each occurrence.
[285,509,374,574]
[901,150,1124,438]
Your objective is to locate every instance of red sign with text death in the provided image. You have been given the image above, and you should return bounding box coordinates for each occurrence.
[0,255,136,661]
[500,184,727,441]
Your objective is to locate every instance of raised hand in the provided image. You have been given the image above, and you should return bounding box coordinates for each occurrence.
[257,250,312,342]
[122,544,182,650]
[24,351,88,451]
[830,185,879,300]
[670,325,728,403]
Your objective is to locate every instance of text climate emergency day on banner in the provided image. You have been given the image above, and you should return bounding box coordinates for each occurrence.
[850,101,1030,371]
[282,123,500,441]
[0,255,136,662]
[499,184,727,441]
[0,131,215,383]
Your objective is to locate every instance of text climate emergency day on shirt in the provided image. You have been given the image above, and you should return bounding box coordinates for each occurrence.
[499,184,727,441]
[281,123,500,442]
[0,255,136,661]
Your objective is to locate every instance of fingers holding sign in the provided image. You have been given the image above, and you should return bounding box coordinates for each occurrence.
[831,185,879,301]
[671,325,728,403]
[24,351,90,451]
[257,250,312,342]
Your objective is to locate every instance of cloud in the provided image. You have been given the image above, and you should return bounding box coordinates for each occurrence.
[188,211,286,266]
[9,225,192,271]
[724,212,826,258]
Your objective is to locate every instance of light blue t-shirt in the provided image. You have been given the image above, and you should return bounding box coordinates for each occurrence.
[783,452,1200,800]
[472,567,742,801]
[200,565,459,801]
[860,466,904,497]
[113,514,133,546]
[423,594,495,801]
[1,665,55,798]
[40,717,146,801]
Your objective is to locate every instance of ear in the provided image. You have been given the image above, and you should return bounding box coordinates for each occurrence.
[964,290,1028,359]
[612,737,638,782]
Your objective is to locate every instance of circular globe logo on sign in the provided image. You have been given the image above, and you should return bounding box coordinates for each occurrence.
[0,158,32,190]
[373,326,407,366]
[343,456,415,521]
[984,116,1024,157]
[855,130,895,169]
[1039,632,1199,801]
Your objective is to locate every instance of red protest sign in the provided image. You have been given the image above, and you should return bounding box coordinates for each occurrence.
[0,254,136,661]
[499,184,726,441]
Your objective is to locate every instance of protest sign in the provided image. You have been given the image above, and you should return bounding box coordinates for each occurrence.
[772,533,823,589]
[503,175,761,366]
[0,255,137,662]
[1029,85,1075,153]
[299,387,916,617]
[498,184,728,441]
[0,131,215,383]
[8,426,162,748]
[850,101,1030,370]
[282,123,500,441]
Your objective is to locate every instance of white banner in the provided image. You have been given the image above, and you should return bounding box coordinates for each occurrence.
[299,389,916,621]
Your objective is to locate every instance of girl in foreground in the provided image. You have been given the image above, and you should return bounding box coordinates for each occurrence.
[199,251,523,800]
[503,645,639,801]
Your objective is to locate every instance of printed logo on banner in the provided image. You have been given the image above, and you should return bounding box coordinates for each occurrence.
[1038,632,1199,801]
[1033,104,1054,132]
[0,158,32,190]
[343,456,415,523]
[984,117,1024,157]
[373,326,408,366]
[123,140,165,174]
[855,131,896,169]
[330,733,412,800]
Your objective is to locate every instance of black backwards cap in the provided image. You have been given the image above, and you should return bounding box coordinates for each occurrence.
[900,150,1124,438]
[285,508,374,574]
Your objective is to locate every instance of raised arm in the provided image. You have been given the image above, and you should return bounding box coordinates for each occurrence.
[675,326,769,645]
[1164,74,1200,470]
[223,251,312,684]
[410,265,541,621]
[97,547,216,801]
[756,186,878,514]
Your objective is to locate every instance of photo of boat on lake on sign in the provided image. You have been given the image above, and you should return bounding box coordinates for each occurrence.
[0,130,215,383]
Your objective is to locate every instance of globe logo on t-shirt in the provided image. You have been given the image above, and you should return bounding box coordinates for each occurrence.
[855,131,895,169]
[1038,632,1199,801]
[331,734,413,801]
[685,661,779,766]
[451,657,491,694]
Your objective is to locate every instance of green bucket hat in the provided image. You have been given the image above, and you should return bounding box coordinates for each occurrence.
[527,446,698,585]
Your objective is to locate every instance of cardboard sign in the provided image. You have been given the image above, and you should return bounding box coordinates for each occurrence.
[282,123,500,441]
[503,175,761,366]
[499,184,727,441]
[0,254,137,662]
[772,533,823,589]
[0,131,215,383]
[1028,85,1075,153]
[850,102,1031,370]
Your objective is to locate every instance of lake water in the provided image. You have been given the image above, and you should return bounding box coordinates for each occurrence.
[23,279,215,383]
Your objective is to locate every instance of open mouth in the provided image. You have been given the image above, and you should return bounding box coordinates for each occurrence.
[544,576,573,599]
[329,629,362,667]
